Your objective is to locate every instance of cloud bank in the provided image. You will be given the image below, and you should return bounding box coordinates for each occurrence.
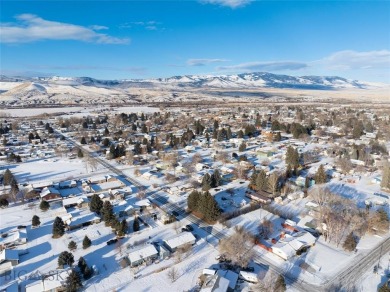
[0,14,130,44]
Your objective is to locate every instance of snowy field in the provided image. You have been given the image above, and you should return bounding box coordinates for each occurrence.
[0,106,160,118]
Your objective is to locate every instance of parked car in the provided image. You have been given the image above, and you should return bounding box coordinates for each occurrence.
[172,211,180,217]
[241,266,255,272]
[106,239,118,245]
[185,224,194,231]
[181,227,188,232]
[17,225,27,229]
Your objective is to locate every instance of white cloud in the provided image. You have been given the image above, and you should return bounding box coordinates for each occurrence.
[187,58,228,66]
[317,50,390,70]
[202,0,252,8]
[119,21,163,31]
[0,14,130,44]
[217,61,308,72]
[89,25,108,31]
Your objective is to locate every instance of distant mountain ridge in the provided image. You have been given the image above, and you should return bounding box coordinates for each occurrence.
[0,72,385,90]
[0,72,387,106]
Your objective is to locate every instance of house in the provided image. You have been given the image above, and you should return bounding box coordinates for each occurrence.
[88,175,115,184]
[0,249,19,275]
[163,232,196,252]
[271,242,296,260]
[66,212,101,231]
[62,196,89,209]
[0,230,27,249]
[40,187,62,202]
[201,274,230,292]
[90,179,125,193]
[127,244,159,267]
[272,231,316,260]
[245,192,271,204]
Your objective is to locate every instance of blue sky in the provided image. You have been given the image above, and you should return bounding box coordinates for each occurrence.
[1,1,389,82]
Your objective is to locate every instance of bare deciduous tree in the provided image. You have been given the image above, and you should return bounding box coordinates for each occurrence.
[167,267,179,283]
[218,226,255,267]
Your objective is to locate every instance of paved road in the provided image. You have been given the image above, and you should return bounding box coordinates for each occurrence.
[57,129,390,292]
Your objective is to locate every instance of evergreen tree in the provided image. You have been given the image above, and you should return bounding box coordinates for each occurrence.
[3,169,13,185]
[78,257,87,274]
[83,265,93,280]
[58,251,74,267]
[77,149,84,158]
[101,201,114,225]
[104,127,109,135]
[187,190,200,211]
[237,130,244,139]
[202,173,212,191]
[249,171,258,189]
[89,194,103,214]
[226,127,232,140]
[133,217,140,232]
[102,138,110,147]
[52,217,65,238]
[203,191,221,222]
[285,146,299,168]
[274,274,286,292]
[315,165,327,184]
[80,137,87,145]
[68,241,77,251]
[82,236,92,249]
[342,232,357,252]
[0,198,9,208]
[213,120,219,131]
[40,200,50,211]
[32,215,40,227]
[65,269,82,292]
[238,142,246,152]
[285,164,292,178]
[255,170,267,192]
[118,219,128,236]
[211,170,222,188]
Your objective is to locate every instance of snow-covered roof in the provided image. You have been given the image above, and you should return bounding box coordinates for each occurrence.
[40,186,60,197]
[91,180,124,192]
[127,244,158,264]
[201,274,229,292]
[164,232,196,250]
[62,196,88,206]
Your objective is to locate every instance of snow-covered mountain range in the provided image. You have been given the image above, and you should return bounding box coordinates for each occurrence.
[0,72,387,105]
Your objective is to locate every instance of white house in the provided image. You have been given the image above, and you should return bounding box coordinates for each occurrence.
[163,232,196,252]
[127,244,159,267]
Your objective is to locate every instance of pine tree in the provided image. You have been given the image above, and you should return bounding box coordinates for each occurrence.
[89,194,103,214]
[202,173,212,191]
[203,191,221,222]
[249,171,258,190]
[52,216,65,238]
[80,137,87,145]
[77,149,84,158]
[238,142,246,152]
[133,217,140,232]
[68,241,77,251]
[32,215,40,227]
[78,257,87,274]
[285,164,292,178]
[315,165,327,184]
[342,232,357,252]
[211,170,222,188]
[101,201,114,225]
[83,265,93,280]
[118,219,128,236]
[82,236,92,249]
[285,146,299,168]
[237,130,244,139]
[255,170,267,192]
[0,198,9,208]
[187,190,200,211]
[40,200,50,211]
[3,169,14,185]
[65,269,82,292]
[58,251,74,267]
